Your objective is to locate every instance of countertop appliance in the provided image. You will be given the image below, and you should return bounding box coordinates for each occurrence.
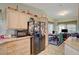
[12,29,28,38]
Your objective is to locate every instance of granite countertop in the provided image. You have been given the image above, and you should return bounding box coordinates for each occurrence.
[0,36,32,44]
[64,37,79,51]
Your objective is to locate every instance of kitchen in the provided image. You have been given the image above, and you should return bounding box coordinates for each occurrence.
[0,3,48,55]
[0,3,79,55]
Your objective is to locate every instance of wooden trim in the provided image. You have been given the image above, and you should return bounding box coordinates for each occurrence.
[48,21,54,24]
[8,7,17,11]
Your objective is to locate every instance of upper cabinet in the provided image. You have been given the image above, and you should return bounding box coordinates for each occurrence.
[18,12,29,29]
[6,9,30,29]
[6,9,19,29]
[6,8,47,29]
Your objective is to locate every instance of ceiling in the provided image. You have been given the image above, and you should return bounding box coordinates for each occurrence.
[24,3,79,20]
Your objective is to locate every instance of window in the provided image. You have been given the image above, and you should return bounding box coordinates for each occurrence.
[57,24,77,33]
[48,23,54,34]
[67,24,76,33]
[58,24,66,33]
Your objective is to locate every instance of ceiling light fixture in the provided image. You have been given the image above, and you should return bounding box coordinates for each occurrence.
[58,10,69,16]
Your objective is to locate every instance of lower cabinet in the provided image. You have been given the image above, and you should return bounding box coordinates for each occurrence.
[15,38,30,55]
[6,41,16,55]
[0,44,7,55]
[0,38,30,55]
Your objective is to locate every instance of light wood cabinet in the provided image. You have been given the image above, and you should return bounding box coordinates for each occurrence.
[6,42,16,55]
[6,9,29,29]
[18,12,29,29]
[0,41,16,55]
[0,44,7,55]
[15,38,30,55]
[6,9,19,29]
[0,37,31,55]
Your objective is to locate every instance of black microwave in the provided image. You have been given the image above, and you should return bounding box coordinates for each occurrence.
[13,29,28,37]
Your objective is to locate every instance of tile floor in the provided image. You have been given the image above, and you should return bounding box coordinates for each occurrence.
[38,43,64,55]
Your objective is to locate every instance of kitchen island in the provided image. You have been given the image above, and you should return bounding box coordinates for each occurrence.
[0,36,32,55]
[64,37,79,55]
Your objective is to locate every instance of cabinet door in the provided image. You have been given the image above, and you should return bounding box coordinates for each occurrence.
[0,44,7,55]
[5,41,16,55]
[6,9,19,29]
[16,38,30,55]
[0,41,16,55]
[18,13,29,29]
